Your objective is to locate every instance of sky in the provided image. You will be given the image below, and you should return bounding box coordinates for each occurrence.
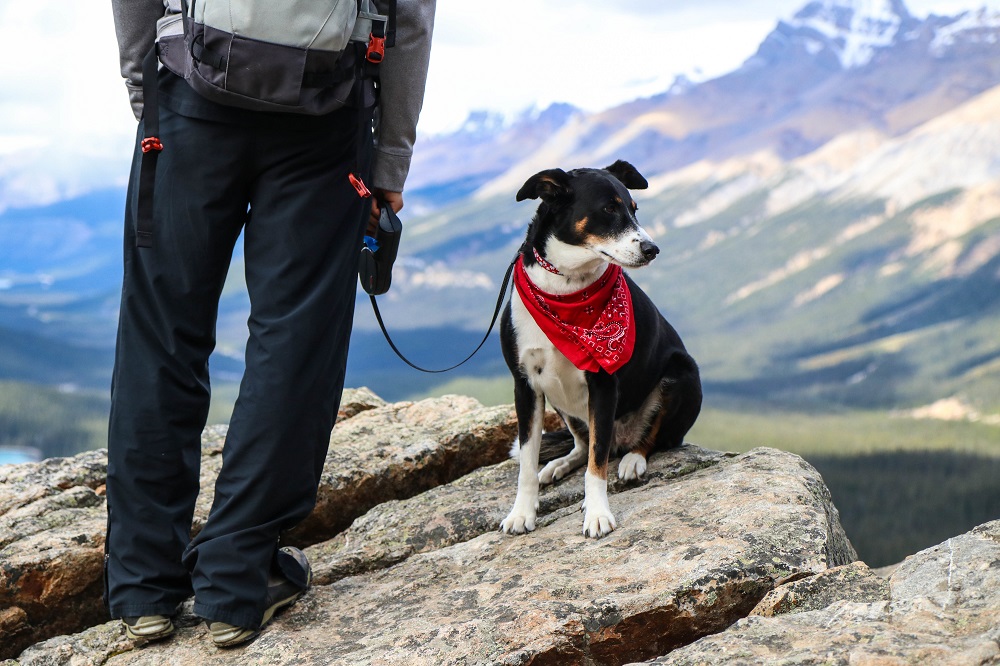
[0,0,996,208]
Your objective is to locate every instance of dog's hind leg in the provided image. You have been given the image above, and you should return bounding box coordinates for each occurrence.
[653,362,703,452]
[539,413,589,485]
[619,405,663,482]
[623,367,702,484]
[582,370,618,538]
[500,377,546,535]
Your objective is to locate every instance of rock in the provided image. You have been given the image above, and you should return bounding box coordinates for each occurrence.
[748,561,889,617]
[306,443,732,584]
[873,561,901,578]
[0,450,108,517]
[7,621,133,666]
[337,387,387,421]
[282,394,517,545]
[0,392,515,660]
[0,453,112,661]
[9,446,857,665]
[640,519,1000,665]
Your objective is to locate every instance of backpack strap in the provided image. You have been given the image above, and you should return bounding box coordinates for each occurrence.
[383,0,397,47]
[136,45,162,249]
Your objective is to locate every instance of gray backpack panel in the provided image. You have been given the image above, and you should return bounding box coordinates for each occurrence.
[156,0,386,115]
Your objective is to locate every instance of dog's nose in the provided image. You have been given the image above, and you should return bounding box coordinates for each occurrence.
[640,240,659,260]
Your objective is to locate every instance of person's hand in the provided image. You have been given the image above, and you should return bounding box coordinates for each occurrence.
[368,190,403,235]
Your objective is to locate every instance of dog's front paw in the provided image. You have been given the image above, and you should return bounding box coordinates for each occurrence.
[582,509,617,538]
[500,507,537,535]
[618,452,648,482]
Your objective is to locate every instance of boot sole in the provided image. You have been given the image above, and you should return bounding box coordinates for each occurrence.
[211,590,304,648]
[123,617,175,641]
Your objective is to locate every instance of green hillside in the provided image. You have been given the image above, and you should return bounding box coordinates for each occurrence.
[0,381,109,459]
[377,175,1000,416]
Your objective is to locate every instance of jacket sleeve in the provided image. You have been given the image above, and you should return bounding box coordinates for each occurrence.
[371,0,437,193]
[111,0,166,120]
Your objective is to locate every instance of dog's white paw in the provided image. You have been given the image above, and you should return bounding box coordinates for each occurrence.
[500,507,537,534]
[582,471,615,537]
[618,452,648,482]
[538,458,572,485]
[582,509,617,538]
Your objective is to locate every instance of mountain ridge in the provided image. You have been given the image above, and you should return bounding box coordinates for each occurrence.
[409,1,1000,205]
[3,0,1000,417]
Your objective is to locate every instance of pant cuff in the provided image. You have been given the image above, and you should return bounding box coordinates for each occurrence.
[109,602,183,620]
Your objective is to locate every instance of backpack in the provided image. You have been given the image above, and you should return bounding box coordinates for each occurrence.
[154,0,394,115]
[135,0,395,248]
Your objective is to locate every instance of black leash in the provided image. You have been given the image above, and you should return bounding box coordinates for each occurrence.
[369,254,518,373]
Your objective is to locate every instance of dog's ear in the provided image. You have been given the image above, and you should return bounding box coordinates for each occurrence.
[516,169,573,203]
[604,160,648,190]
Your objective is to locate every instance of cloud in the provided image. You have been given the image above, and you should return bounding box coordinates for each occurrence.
[0,0,996,206]
[0,0,134,209]
[419,0,794,133]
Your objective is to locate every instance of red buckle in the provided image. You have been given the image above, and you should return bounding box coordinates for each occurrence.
[140,137,163,153]
[366,34,385,63]
[349,172,372,198]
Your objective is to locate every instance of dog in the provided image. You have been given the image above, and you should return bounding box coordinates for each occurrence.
[498,160,702,538]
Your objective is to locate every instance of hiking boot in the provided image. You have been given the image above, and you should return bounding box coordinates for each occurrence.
[208,546,312,648]
[122,615,174,641]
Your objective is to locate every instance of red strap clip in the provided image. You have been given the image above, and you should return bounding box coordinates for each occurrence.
[366,34,385,63]
[140,137,163,153]
[349,172,372,199]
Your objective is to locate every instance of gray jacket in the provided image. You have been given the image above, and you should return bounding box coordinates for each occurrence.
[110,0,436,192]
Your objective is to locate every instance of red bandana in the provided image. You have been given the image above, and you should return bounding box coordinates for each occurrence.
[513,255,635,374]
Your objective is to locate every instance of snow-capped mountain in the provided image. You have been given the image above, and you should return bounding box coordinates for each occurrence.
[406,0,1000,203]
[929,6,1000,54]
[405,102,583,211]
[374,0,1000,411]
[755,0,917,70]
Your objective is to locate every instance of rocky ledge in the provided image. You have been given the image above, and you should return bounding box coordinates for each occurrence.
[1,390,997,665]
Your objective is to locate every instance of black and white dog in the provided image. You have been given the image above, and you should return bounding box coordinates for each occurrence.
[499,160,702,538]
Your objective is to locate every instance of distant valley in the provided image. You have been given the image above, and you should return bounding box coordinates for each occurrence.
[3,0,1000,462]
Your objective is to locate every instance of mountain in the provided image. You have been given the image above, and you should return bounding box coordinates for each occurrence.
[366,0,1000,412]
[3,0,1000,416]
[378,75,1000,411]
[404,103,583,213]
[438,0,1000,200]
[758,0,918,70]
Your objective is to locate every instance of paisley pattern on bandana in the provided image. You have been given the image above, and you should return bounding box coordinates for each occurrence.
[514,255,635,373]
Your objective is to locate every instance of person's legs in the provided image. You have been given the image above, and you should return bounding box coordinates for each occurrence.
[105,108,251,621]
[184,107,369,631]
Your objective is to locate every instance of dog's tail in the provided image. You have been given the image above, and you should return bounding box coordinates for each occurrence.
[509,429,576,463]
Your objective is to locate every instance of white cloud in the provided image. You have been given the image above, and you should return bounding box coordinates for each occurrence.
[0,0,997,206]
[0,0,135,210]
[419,0,795,133]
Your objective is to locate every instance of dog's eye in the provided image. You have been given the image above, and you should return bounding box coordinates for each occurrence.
[604,204,617,214]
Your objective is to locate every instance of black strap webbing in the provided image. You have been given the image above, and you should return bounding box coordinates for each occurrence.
[136,46,161,248]
[191,37,226,70]
[384,0,397,46]
[302,67,354,88]
[369,254,517,374]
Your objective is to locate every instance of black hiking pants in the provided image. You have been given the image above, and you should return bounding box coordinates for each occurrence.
[105,92,369,629]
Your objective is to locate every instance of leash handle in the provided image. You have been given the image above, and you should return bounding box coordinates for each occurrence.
[370,254,518,374]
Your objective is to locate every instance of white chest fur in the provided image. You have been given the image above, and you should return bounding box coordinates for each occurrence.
[510,290,589,421]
